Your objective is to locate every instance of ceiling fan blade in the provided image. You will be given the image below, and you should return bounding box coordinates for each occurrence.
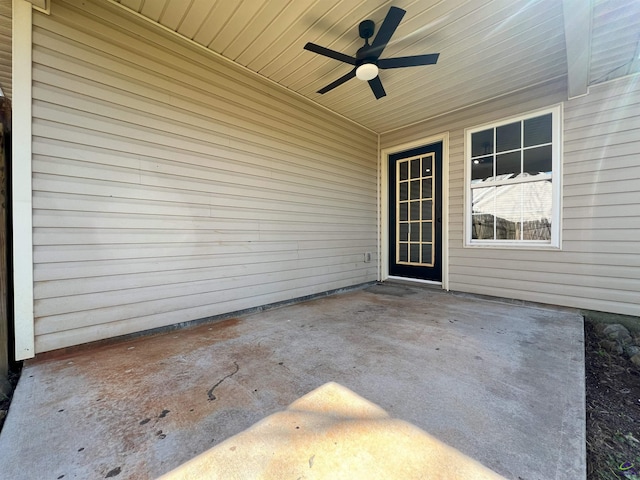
[370,6,406,59]
[368,76,386,99]
[378,53,440,69]
[317,68,357,94]
[304,42,356,65]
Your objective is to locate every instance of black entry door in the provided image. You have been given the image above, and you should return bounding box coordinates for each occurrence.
[389,142,443,282]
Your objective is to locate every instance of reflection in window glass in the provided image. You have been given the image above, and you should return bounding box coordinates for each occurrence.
[422,157,432,175]
[495,184,522,240]
[522,181,552,241]
[471,129,493,157]
[399,244,408,262]
[523,218,551,240]
[467,108,558,245]
[524,145,552,174]
[495,184,522,224]
[471,156,493,182]
[496,122,520,152]
[470,181,552,241]
[472,214,494,239]
[524,113,552,147]
[496,151,521,177]
[472,187,494,216]
[496,222,517,240]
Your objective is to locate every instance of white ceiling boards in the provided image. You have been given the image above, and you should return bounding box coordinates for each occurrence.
[108,1,640,132]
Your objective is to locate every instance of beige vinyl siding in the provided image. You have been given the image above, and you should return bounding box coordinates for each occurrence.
[31,0,377,353]
[0,0,10,99]
[381,74,640,317]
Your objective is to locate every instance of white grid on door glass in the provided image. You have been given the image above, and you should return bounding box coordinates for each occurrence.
[396,154,435,267]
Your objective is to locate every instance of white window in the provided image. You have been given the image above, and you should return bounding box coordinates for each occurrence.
[465,106,561,248]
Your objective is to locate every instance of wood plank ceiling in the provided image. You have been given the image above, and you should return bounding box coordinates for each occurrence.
[114,0,640,134]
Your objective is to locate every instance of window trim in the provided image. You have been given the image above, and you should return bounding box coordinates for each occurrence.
[464,105,562,249]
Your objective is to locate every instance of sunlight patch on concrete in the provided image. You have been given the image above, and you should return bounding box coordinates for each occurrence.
[160,382,505,480]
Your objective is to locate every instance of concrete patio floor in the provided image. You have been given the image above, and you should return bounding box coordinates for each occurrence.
[0,282,585,479]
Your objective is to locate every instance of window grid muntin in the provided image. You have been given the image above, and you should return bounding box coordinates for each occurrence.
[396,153,435,266]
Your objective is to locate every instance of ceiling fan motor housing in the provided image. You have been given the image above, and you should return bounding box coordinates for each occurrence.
[359,19,375,39]
[356,44,377,67]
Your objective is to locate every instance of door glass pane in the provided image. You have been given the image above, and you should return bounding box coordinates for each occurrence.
[496,151,521,177]
[422,179,432,199]
[422,200,432,220]
[399,223,409,241]
[524,113,552,147]
[523,145,552,175]
[472,129,493,156]
[422,157,432,175]
[421,244,432,264]
[421,222,432,242]
[399,243,408,262]
[395,151,437,267]
[471,155,493,183]
[410,244,420,263]
[399,183,408,201]
[410,201,420,221]
[496,122,521,152]
[410,222,420,241]
[410,159,420,178]
[410,180,420,200]
[399,162,409,180]
[399,203,408,221]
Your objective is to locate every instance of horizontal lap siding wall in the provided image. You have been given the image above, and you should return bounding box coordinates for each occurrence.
[0,0,10,99]
[381,75,640,316]
[32,0,377,353]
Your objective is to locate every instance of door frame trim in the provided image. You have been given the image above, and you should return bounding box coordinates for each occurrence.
[380,133,449,290]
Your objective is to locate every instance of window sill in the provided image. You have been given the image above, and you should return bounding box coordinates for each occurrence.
[465,241,561,250]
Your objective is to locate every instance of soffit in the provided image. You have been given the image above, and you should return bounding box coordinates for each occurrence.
[589,0,640,85]
[113,0,639,134]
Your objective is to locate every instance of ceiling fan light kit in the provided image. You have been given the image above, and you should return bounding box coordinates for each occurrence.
[304,6,440,99]
[356,63,379,81]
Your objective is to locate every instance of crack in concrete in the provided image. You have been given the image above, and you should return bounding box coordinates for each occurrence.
[207,362,239,401]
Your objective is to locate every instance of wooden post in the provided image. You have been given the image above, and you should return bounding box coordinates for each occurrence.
[0,95,9,396]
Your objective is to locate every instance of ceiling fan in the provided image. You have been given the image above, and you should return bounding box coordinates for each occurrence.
[304,6,440,99]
